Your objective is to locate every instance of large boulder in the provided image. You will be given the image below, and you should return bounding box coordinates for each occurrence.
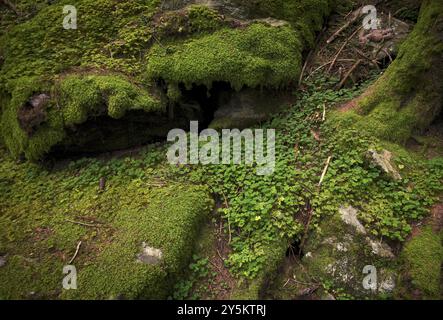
[300,206,397,298]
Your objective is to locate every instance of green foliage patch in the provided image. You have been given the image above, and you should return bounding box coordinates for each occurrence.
[163,75,443,281]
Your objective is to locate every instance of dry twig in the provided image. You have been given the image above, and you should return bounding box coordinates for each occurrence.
[221,192,232,244]
[326,7,362,45]
[318,156,332,187]
[328,26,362,73]
[66,219,101,228]
[337,59,362,89]
[69,241,82,264]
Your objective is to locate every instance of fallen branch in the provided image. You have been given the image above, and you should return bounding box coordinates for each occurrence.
[216,249,225,262]
[209,259,224,273]
[298,205,314,256]
[69,241,82,264]
[353,47,381,69]
[306,59,354,80]
[99,177,106,191]
[382,48,393,63]
[298,27,325,86]
[318,156,332,187]
[326,7,362,45]
[283,278,291,288]
[298,50,312,86]
[337,59,362,89]
[328,26,362,73]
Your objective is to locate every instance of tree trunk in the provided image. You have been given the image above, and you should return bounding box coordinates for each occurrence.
[354,0,443,143]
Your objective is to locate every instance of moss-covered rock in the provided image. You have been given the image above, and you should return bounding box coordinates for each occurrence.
[0,0,336,160]
[299,208,398,299]
[0,147,214,299]
[400,226,443,299]
[1,74,165,160]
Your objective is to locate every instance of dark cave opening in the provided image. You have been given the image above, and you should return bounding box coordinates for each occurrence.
[177,81,235,129]
[47,81,236,159]
[286,238,303,258]
[48,110,189,159]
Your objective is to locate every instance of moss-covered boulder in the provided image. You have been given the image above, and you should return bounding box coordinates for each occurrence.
[299,207,398,299]
[0,147,214,299]
[0,0,336,160]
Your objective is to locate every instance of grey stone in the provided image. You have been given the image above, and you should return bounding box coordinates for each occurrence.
[137,242,163,265]
[339,206,367,234]
[366,237,395,259]
[367,149,402,181]
[378,272,396,293]
[321,292,336,300]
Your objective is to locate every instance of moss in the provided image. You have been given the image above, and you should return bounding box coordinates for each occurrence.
[64,184,213,299]
[0,0,50,37]
[60,74,162,122]
[402,227,443,298]
[0,148,214,299]
[0,0,164,160]
[147,0,336,92]
[0,76,64,161]
[147,23,303,91]
[0,74,163,160]
[188,5,224,34]
[354,0,443,144]
[231,0,335,47]
[231,240,287,300]
[0,0,161,84]
[1,0,337,160]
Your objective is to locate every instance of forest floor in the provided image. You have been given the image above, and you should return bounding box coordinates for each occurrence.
[1,72,442,299]
[0,0,442,300]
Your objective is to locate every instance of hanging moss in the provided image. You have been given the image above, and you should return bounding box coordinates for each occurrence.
[0,74,163,161]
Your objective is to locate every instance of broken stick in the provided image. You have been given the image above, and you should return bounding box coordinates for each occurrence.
[66,219,100,228]
[322,103,326,122]
[337,59,362,89]
[327,26,362,73]
[318,156,332,187]
[326,7,363,44]
[69,241,82,264]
